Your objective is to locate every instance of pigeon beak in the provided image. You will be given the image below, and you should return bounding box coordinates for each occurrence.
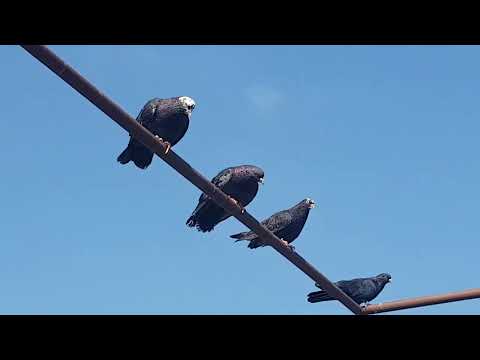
[258,177,264,185]
[388,278,392,283]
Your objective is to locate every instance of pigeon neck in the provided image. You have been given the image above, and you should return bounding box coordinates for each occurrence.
[291,202,311,216]
[373,278,389,295]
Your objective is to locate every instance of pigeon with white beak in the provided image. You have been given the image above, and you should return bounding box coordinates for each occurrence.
[117,96,196,169]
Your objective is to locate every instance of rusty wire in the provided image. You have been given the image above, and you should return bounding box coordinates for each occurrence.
[20,45,480,315]
[362,288,480,314]
[21,45,363,315]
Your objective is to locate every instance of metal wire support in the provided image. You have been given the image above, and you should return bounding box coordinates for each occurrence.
[362,288,480,314]
[22,45,480,315]
[21,45,364,315]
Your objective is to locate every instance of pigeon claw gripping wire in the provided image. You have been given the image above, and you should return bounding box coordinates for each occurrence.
[155,135,171,154]
[228,196,245,213]
[164,142,171,154]
[280,239,294,251]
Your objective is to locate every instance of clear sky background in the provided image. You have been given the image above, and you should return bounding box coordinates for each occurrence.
[1,45,479,314]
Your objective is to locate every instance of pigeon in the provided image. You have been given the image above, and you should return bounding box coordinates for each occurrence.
[117,96,196,169]
[307,273,392,307]
[230,198,315,250]
[186,165,265,232]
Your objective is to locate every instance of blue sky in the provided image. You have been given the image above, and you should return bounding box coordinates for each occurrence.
[1,45,479,314]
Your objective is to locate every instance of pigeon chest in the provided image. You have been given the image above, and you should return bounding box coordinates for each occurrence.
[225,178,259,206]
[147,113,189,145]
[277,212,310,243]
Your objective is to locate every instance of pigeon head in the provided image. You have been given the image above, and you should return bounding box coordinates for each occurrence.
[377,273,392,284]
[243,165,265,185]
[178,96,196,117]
[305,198,316,209]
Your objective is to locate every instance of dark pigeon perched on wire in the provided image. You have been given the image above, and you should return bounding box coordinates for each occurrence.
[117,96,196,169]
[307,273,392,307]
[186,165,265,232]
[230,198,315,250]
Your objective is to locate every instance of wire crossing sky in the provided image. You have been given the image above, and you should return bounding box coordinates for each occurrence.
[1,45,479,314]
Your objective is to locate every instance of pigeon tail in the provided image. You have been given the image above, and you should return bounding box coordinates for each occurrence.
[307,290,334,303]
[117,146,132,165]
[230,232,247,240]
[247,239,265,249]
[117,141,153,169]
[230,231,256,241]
[186,201,223,232]
[231,230,266,249]
[186,215,215,232]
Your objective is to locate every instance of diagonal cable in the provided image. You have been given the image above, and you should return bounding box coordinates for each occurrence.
[20,44,365,315]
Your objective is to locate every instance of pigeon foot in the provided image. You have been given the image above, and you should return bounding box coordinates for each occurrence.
[228,196,245,213]
[154,136,171,154]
